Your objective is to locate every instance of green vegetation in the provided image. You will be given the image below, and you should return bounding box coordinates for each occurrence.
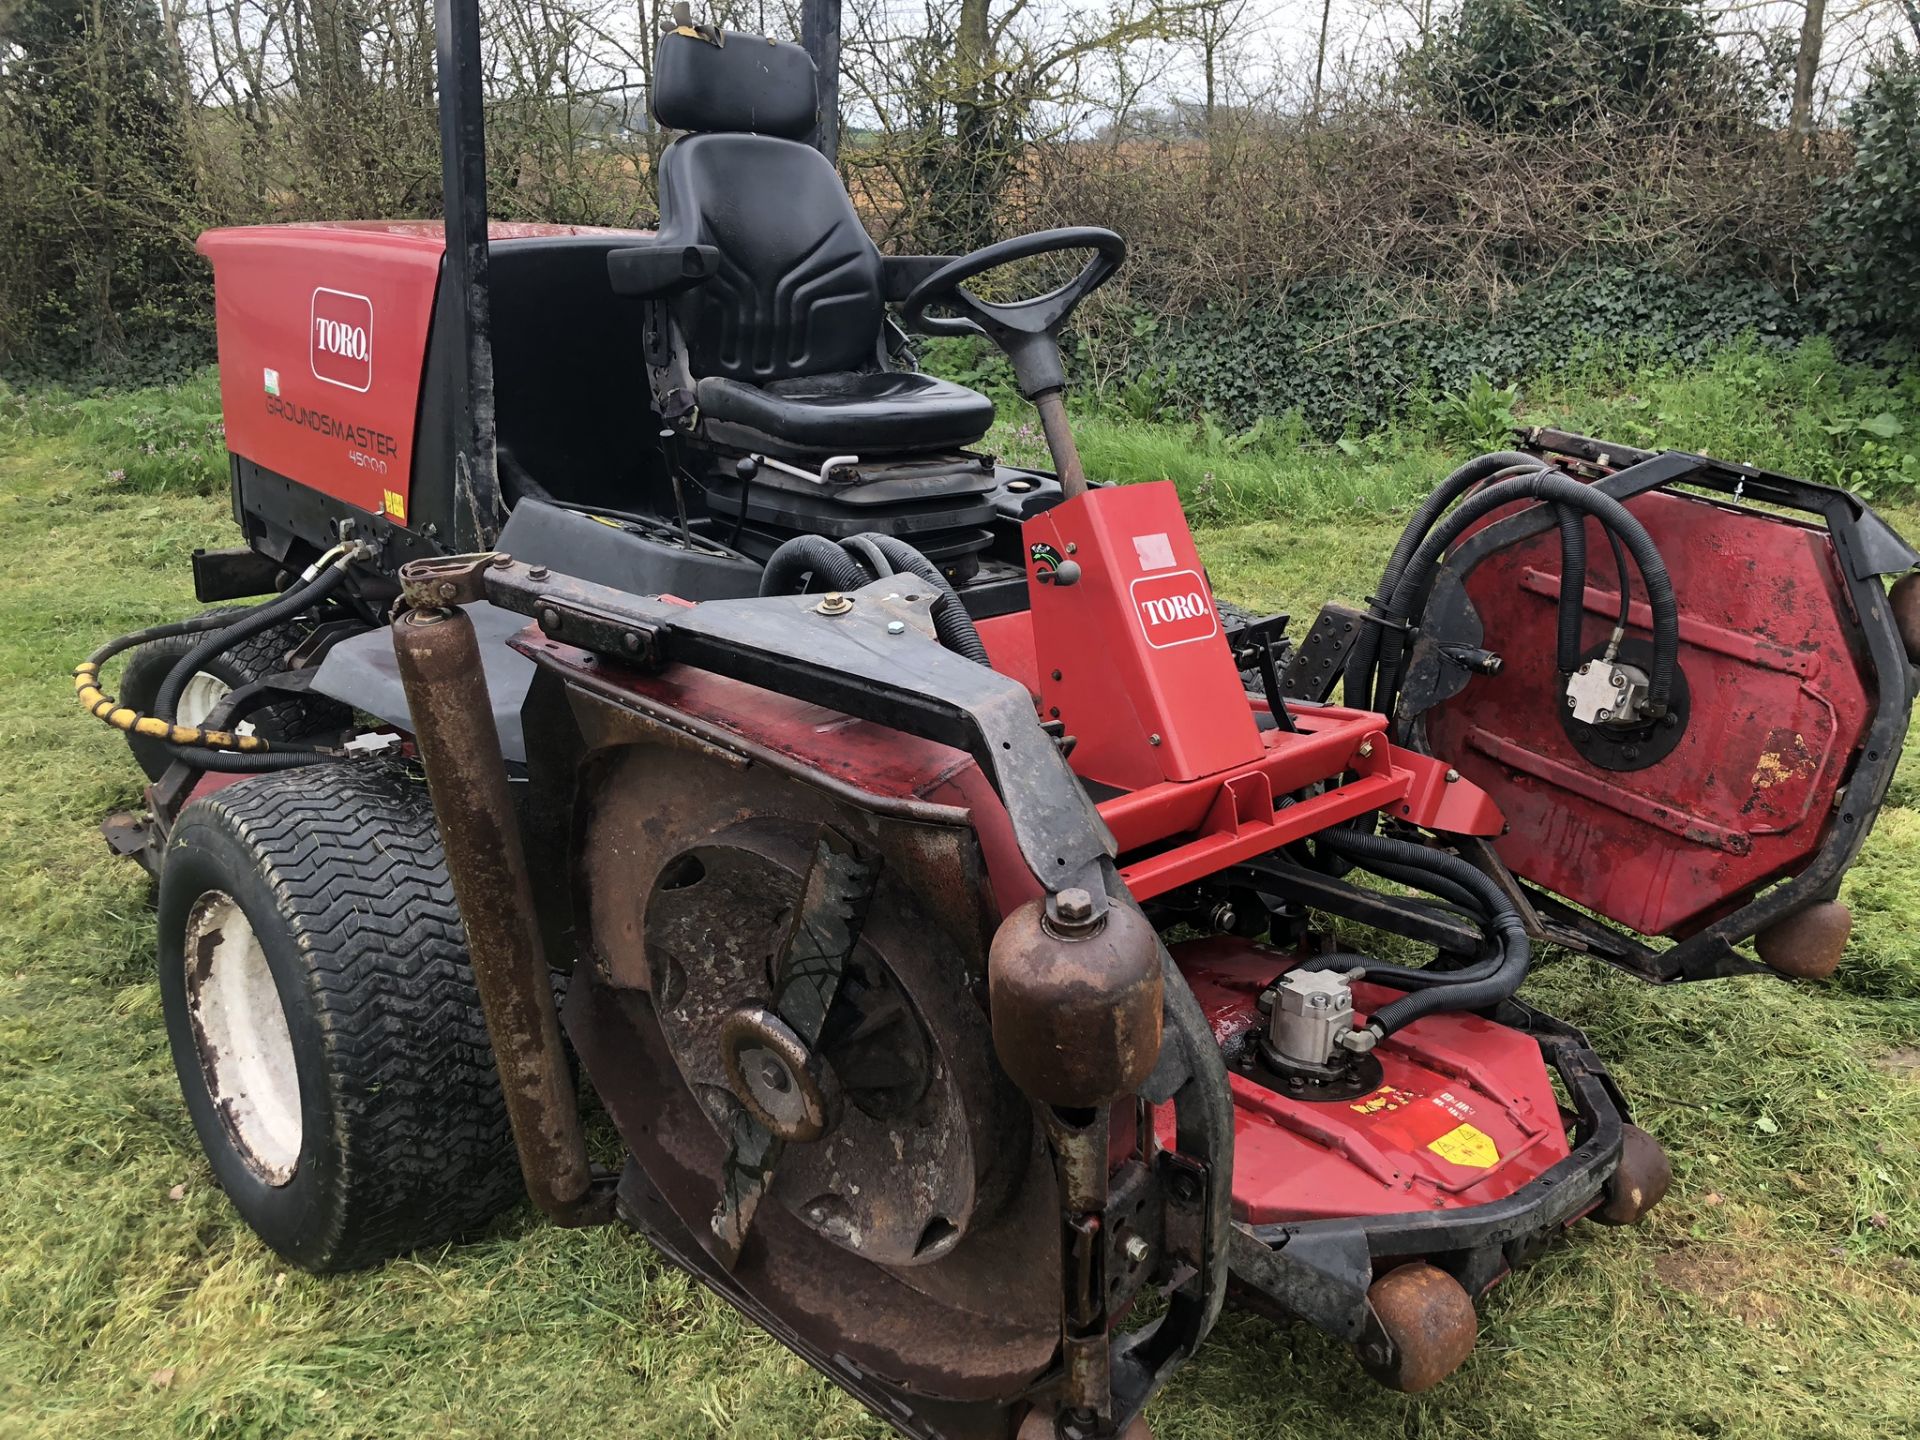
[942,335,1920,518]
[3,351,1919,1438]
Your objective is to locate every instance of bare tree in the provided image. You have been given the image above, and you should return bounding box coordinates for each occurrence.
[1789,0,1828,144]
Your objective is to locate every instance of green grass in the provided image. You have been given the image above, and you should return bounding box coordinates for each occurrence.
[3,352,1920,1439]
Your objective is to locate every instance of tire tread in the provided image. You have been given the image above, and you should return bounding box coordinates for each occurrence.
[178,760,522,1271]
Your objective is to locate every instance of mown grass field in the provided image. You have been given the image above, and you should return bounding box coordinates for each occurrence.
[3,350,1920,1439]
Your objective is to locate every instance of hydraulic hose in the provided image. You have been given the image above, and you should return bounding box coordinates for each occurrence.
[1554,503,1588,675]
[156,551,353,724]
[758,534,872,597]
[1369,471,1679,722]
[839,533,895,581]
[75,546,359,772]
[1344,451,1542,709]
[1307,829,1533,1039]
[1346,853,1491,917]
[854,533,991,666]
[757,532,992,666]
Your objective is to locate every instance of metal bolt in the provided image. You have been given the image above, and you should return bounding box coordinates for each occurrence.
[539,607,561,633]
[1055,887,1095,925]
[1051,669,1063,682]
[1066,542,1078,554]
[1612,672,1626,689]
[1444,767,1460,782]
[1148,733,1162,746]
[1306,992,1330,1009]
[760,1061,791,1093]
[886,619,906,635]
[1357,739,1374,758]
[1123,1235,1150,1264]
[528,565,549,580]
[816,592,853,616]
[622,631,641,653]
[489,553,513,569]
[437,581,457,600]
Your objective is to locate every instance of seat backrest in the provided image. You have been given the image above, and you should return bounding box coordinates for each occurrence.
[652,29,884,384]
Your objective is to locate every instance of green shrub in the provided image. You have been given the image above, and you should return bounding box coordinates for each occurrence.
[1405,0,1755,132]
[1133,266,1804,436]
[1818,56,1920,354]
[1431,374,1521,453]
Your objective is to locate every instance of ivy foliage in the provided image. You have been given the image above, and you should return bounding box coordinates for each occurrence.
[1817,55,1920,354]
[1405,0,1755,131]
[0,0,211,380]
[1125,266,1805,435]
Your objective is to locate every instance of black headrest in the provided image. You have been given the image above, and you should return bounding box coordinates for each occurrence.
[652,28,818,140]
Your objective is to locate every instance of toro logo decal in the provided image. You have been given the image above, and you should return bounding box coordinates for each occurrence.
[1130,569,1217,649]
[310,287,373,392]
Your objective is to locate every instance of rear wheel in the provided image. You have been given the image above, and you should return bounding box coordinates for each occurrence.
[117,610,354,780]
[157,760,525,1272]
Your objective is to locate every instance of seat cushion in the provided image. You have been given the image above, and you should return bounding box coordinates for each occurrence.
[695,371,996,456]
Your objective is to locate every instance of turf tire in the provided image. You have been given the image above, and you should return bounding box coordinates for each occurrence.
[117,610,355,780]
[157,759,525,1272]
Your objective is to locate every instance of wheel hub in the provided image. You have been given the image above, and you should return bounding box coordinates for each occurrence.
[182,890,300,1184]
[177,671,254,735]
[719,1005,838,1143]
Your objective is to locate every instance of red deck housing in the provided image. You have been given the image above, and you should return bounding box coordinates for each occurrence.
[1169,937,1570,1223]
[1425,490,1876,935]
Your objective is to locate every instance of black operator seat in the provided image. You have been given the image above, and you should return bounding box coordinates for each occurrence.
[608,28,995,458]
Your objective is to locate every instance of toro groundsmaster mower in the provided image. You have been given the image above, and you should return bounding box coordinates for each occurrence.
[75,8,1920,1437]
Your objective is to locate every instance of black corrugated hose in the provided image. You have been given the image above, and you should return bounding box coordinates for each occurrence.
[758,532,991,666]
[1362,469,1679,722]
[1299,828,1533,1039]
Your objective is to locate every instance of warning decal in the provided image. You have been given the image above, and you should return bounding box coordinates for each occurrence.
[1428,1123,1499,1169]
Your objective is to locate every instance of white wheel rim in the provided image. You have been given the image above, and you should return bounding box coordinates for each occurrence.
[183,891,303,1184]
[177,672,254,736]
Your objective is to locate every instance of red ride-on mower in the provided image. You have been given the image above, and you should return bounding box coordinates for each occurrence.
[76,11,1920,1438]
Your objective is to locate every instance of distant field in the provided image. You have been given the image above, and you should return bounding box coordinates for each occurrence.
[2,363,1918,1439]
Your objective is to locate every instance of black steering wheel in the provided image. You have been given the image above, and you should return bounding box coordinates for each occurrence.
[900,227,1127,398]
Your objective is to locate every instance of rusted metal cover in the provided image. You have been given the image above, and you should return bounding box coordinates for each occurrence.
[989,895,1162,1108]
[563,742,1064,1406]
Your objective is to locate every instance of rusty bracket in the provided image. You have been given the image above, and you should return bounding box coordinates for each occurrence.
[1155,1150,1212,1294]
[1102,1159,1161,1315]
[396,551,509,611]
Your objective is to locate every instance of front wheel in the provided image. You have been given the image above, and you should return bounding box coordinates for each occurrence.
[157,760,526,1271]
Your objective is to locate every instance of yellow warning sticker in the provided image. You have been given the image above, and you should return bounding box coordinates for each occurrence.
[383,488,407,523]
[1428,1123,1499,1169]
